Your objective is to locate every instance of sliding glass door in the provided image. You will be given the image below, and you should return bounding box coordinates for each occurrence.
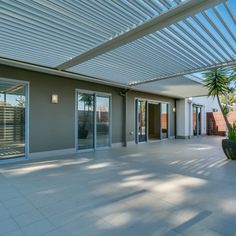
[78,93,94,150]
[193,106,201,136]
[197,107,201,135]
[77,91,111,151]
[96,96,110,148]
[161,103,169,139]
[148,103,161,140]
[0,79,28,160]
[136,100,147,142]
[136,99,169,143]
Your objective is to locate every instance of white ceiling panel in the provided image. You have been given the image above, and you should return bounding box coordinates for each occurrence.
[134,76,208,98]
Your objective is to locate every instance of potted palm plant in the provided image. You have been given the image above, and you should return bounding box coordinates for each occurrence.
[203,67,236,160]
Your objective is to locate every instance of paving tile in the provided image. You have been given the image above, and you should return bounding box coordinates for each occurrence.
[0,202,10,220]
[2,229,25,236]
[121,219,170,236]
[208,220,236,236]
[13,209,44,227]
[181,228,223,236]
[3,196,28,209]
[43,228,70,236]
[57,213,106,235]
[21,219,55,236]
[0,137,235,236]
[38,199,81,218]
[0,217,20,235]
[80,226,131,236]
[161,230,183,236]
[0,189,21,202]
[8,203,36,217]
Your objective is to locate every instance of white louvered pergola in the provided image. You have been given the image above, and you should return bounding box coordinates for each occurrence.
[0,0,235,98]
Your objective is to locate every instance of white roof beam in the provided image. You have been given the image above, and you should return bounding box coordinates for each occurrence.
[0,57,130,89]
[56,0,225,70]
[185,75,205,84]
[130,60,236,86]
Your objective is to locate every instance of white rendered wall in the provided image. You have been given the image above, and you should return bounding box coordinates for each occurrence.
[176,99,190,138]
[192,96,220,112]
[192,96,219,135]
[176,96,219,137]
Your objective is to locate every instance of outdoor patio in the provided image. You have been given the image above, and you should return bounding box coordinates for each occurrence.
[0,136,236,236]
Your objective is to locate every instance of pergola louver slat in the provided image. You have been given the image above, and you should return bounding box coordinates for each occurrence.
[200,12,236,56]
[0,0,235,97]
[57,0,226,70]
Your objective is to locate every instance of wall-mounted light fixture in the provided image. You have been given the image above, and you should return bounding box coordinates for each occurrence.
[51,94,59,104]
[173,107,176,112]
[187,97,193,104]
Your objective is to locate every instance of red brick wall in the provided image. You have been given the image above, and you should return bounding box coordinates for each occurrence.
[228,112,236,124]
[161,113,168,129]
[207,112,236,136]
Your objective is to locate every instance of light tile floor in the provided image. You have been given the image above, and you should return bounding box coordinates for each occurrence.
[0,136,236,236]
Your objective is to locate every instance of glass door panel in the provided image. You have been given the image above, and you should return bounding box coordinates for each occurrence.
[193,106,201,136]
[78,93,94,150]
[161,103,168,139]
[0,81,26,160]
[148,103,161,140]
[77,91,111,151]
[96,96,110,148]
[137,100,147,142]
[197,107,201,135]
[193,106,197,136]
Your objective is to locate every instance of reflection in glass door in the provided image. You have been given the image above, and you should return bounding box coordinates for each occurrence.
[193,106,197,136]
[197,108,201,135]
[136,100,147,142]
[78,93,94,150]
[161,103,169,139]
[77,91,111,151]
[0,80,27,160]
[193,106,201,136]
[96,96,110,148]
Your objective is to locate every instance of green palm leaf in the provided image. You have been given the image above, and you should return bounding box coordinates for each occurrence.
[203,67,232,132]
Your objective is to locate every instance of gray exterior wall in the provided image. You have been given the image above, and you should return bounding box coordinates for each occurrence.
[0,64,176,153]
